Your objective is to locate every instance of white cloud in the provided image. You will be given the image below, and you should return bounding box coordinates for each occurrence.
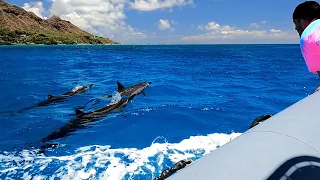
[250,23,259,28]
[249,20,267,28]
[22,1,46,19]
[199,22,234,31]
[48,0,147,43]
[171,20,178,24]
[197,25,204,30]
[158,19,174,31]
[205,21,220,30]
[127,25,148,37]
[270,29,281,33]
[62,12,98,34]
[129,0,193,11]
[182,21,296,43]
[221,25,234,31]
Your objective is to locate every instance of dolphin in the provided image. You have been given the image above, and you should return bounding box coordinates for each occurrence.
[13,84,94,114]
[47,84,94,100]
[105,81,152,98]
[40,94,136,143]
[79,81,151,109]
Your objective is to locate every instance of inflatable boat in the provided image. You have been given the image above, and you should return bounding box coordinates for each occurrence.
[167,92,320,180]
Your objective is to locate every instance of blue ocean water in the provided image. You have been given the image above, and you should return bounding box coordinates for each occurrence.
[0,44,318,179]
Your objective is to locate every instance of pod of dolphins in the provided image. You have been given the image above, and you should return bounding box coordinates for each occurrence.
[8,80,272,154]
[9,81,152,153]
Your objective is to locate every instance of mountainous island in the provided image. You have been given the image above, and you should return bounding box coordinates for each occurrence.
[0,0,118,45]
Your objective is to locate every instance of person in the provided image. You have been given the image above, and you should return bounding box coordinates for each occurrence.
[248,2,320,130]
[293,1,320,92]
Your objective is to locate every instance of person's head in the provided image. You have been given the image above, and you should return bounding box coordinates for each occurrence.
[293,1,320,37]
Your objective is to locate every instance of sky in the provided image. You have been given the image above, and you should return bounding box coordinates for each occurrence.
[6,0,308,44]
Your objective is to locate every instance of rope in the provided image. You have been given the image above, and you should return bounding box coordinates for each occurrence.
[154,159,192,180]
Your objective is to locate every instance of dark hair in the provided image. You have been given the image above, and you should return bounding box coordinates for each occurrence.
[293,1,320,21]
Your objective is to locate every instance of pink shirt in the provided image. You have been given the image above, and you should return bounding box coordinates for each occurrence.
[300,19,320,74]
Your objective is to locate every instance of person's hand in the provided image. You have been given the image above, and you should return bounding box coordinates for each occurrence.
[314,86,320,93]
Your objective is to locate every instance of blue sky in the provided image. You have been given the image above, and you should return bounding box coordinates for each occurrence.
[6,0,307,44]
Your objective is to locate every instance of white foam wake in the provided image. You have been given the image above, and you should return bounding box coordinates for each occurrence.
[0,132,242,180]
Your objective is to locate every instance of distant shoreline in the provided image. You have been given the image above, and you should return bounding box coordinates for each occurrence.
[0,43,299,46]
[0,43,119,46]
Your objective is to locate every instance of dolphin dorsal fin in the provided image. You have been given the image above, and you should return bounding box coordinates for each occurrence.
[117,82,126,92]
[47,94,54,99]
[75,109,85,116]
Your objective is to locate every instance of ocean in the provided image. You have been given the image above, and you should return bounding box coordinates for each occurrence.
[0,44,318,179]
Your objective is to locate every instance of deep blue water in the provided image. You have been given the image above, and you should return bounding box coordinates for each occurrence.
[0,44,318,179]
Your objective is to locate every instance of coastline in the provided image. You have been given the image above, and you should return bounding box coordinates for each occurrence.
[0,43,299,46]
[0,43,120,46]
